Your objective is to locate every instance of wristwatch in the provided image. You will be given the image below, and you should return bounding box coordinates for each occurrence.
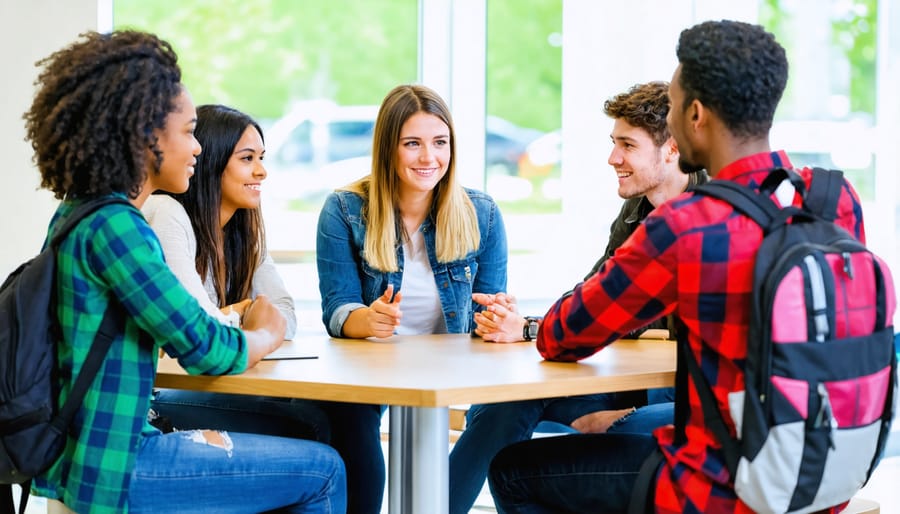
[522,316,541,342]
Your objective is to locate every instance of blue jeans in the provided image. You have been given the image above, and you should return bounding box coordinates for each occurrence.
[488,432,659,513]
[150,389,331,443]
[448,394,672,514]
[127,430,346,513]
[647,386,675,404]
[313,401,387,514]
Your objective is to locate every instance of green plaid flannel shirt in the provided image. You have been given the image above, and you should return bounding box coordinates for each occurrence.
[32,195,249,513]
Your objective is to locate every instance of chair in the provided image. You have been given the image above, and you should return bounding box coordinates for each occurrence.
[843,497,880,514]
[47,499,76,514]
[449,406,468,442]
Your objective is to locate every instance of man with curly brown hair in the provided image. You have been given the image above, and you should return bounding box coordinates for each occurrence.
[450,81,702,514]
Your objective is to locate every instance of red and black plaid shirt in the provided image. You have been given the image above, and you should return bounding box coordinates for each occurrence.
[537,151,865,513]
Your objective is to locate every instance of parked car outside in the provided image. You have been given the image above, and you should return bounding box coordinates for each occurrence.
[261,99,546,206]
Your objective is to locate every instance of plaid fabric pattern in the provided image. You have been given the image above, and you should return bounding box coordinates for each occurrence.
[537,151,865,513]
[32,195,248,514]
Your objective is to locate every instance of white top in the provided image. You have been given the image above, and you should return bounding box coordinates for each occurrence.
[142,195,297,338]
[396,228,447,335]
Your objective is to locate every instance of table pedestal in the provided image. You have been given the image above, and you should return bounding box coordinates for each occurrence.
[388,405,450,514]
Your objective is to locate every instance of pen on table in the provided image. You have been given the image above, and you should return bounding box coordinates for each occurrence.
[263,356,319,361]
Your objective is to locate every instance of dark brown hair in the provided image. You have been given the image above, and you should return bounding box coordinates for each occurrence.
[164,104,266,305]
[604,81,671,147]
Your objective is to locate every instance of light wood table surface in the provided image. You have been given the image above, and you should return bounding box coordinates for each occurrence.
[156,333,675,514]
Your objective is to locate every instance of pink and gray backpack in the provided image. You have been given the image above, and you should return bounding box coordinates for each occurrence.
[686,168,897,513]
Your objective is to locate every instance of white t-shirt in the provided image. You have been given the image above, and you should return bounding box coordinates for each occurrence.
[395,227,447,335]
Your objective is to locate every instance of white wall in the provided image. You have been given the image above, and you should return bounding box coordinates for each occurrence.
[0,0,98,277]
[559,1,759,276]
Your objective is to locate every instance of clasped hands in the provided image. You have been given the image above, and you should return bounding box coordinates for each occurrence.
[472,292,528,343]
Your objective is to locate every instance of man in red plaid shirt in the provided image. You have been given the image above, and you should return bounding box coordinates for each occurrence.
[487,19,865,514]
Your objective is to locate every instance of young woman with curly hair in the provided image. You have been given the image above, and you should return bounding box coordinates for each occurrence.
[143,104,330,443]
[24,30,345,513]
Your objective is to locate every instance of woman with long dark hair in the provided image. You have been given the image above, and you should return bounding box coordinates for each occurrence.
[143,104,329,442]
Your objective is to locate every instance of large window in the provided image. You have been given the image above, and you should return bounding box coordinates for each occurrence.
[115,0,898,329]
[114,0,419,330]
[762,0,878,199]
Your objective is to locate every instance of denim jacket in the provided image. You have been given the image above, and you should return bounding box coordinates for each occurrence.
[316,187,508,337]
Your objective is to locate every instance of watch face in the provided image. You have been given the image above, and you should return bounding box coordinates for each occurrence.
[526,319,539,339]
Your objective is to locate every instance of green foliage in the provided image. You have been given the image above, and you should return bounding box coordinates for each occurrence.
[115,0,418,119]
[760,0,877,118]
[486,0,562,132]
[114,0,562,132]
[115,0,564,214]
[830,0,878,115]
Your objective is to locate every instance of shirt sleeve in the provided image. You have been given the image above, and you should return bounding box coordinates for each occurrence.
[143,195,239,327]
[252,252,298,339]
[537,205,680,362]
[470,196,508,306]
[88,205,248,375]
[316,192,367,336]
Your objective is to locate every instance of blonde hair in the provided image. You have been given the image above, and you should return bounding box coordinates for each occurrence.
[341,84,480,272]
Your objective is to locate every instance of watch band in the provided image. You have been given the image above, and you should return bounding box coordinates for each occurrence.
[523,316,540,341]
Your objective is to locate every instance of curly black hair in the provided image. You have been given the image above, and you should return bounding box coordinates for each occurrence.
[676,20,787,138]
[604,81,671,146]
[24,30,182,200]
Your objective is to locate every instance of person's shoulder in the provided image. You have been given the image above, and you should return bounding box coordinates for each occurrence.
[70,195,154,243]
[142,194,190,226]
[463,187,498,207]
[793,166,859,194]
[793,165,816,181]
[142,194,185,216]
[79,194,143,223]
[651,187,718,231]
[324,189,365,212]
[330,189,363,201]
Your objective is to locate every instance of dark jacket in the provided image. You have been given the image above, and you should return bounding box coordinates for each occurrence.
[582,170,710,335]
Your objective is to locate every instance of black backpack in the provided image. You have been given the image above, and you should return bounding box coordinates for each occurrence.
[0,196,129,514]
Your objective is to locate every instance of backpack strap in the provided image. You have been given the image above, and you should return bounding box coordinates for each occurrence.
[627,447,664,514]
[47,196,130,446]
[2,482,12,514]
[693,180,782,231]
[802,168,844,222]
[9,197,131,514]
[50,303,121,435]
[48,196,132,249]
[694,169,824,234]
[678,337,742,476]
[11,480,29,514]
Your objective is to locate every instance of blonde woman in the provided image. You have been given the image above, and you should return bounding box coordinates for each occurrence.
[315,84,508,513]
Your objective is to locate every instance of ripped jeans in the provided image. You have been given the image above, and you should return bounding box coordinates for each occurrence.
[127,429,346,513]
